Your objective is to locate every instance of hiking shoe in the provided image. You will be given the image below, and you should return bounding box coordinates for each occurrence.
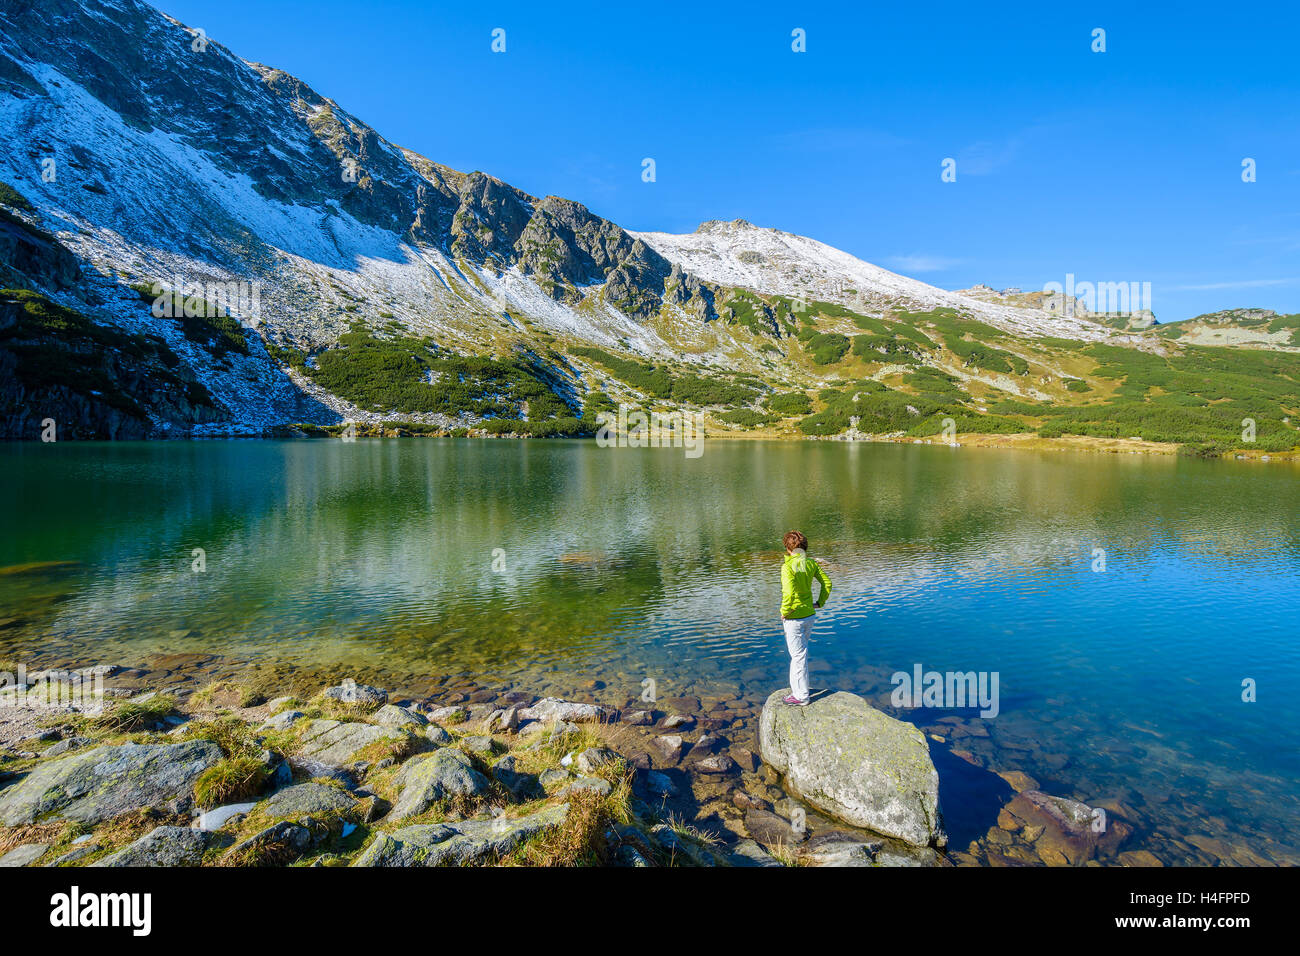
[783,695,809,706]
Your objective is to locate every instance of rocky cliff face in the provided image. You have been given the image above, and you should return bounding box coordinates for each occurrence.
[0,0,716,317]
[0,0,726,437]
[0,289,230,439]
[0,205,80,291]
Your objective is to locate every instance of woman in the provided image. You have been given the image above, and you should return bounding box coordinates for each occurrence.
[779,530,832,706]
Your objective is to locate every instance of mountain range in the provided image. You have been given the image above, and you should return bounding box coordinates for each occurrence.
[1,0,1297,454]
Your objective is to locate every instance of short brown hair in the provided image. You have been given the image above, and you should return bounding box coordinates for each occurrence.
[783,530,808,552]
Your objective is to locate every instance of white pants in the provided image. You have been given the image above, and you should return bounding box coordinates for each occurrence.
[782,614,814,701]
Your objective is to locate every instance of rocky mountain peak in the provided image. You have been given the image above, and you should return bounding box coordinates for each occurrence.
[696,218,757,234]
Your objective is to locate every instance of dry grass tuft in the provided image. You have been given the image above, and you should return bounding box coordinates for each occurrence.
[0,821,67,855]
[91,692,176,732]
[194,756,270,808]
[515,787,610,866]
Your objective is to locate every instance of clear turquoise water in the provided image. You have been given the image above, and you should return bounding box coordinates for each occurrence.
[1,438,1297,863]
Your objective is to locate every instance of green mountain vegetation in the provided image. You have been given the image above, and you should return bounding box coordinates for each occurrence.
[264,292,1300,457]
[531,300,1298,457]
[304,325,596,436]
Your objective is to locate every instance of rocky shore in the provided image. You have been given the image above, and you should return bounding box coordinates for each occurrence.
[0,658,1202,867]
[0,668,909,867]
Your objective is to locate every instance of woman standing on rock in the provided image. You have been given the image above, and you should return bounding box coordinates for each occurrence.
[780,530,832,706]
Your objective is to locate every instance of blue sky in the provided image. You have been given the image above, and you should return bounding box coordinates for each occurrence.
[158,0,1300,321]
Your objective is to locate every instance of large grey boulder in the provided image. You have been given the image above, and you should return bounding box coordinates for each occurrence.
[354,804,568,866]
[388,749,490,821]
[758,690,943,848]
[295,719,409,768]
[262,782,358,818]
[92,826,207,867]
[0,740,221,826]
[0,843,50,867]
[516,698,612,724]
[322,682,387,708]
[372,704,426,727]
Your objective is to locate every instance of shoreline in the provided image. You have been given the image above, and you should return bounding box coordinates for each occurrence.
[1,649,1284,867]
[7,426,1298,465]
[0,655,915,868]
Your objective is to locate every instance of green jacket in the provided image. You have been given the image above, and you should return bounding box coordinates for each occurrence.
[781,550,831,620]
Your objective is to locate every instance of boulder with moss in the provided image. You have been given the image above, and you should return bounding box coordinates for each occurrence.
[262,781,360,818]
[294,719,413,768]
[0,842,50,867]
[758,690,944,848]
[91,826,207,867]
[372,704,426,727]
[0,740,221,825]
[427,706,468,725]
[354,803,569,866]
[224,821,314,865]
[387,748,491,821]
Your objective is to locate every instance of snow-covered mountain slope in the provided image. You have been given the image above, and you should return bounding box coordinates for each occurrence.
[12,0,1276,445]
[633,220,1121,343]
[0,0,694,339]
[0,0,736,434]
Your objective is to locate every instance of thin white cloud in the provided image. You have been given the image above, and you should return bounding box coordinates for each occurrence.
[955,139,1021,177]
[953,121,1075,177]
[1227,233,1300,252]
[885,254,964,273]
[1170,278,1297,291]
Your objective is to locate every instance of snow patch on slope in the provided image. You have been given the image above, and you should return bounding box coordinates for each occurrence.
[0,55,700,430]
[632,220,1121,343]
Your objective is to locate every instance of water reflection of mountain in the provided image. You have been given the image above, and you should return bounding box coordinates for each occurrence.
[1,440,1297,676]
[4,439,1297,865]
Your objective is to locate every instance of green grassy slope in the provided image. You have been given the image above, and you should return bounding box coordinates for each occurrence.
[263,285,1300,456]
